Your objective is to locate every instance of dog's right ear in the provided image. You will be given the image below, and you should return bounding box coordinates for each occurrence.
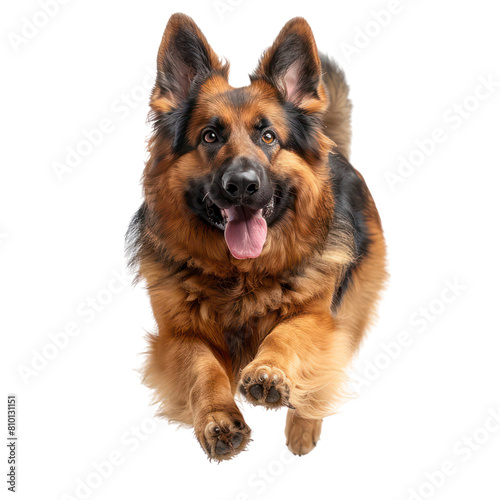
[152,13,227,112]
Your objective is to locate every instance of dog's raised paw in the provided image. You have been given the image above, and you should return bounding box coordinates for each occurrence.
[239,364,294,409]
[196,410,251,462]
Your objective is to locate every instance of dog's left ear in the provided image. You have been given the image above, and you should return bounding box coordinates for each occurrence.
[252,18,322,107]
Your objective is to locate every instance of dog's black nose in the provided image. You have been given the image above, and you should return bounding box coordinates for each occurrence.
[222,169,260,199]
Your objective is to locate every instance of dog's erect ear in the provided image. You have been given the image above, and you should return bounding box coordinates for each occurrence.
[153,13,227,109]
[252,18,322,107]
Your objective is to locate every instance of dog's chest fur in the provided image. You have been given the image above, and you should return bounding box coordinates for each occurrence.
[143,247,346,370]
[152,251,342,335]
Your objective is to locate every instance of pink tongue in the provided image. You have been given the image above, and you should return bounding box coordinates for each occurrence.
[224,207,267,259]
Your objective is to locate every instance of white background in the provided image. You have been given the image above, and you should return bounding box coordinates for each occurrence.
[2,0,500,499]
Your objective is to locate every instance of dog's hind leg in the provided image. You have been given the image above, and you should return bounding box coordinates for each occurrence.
[143,332,251,461]
[285,409,323,456]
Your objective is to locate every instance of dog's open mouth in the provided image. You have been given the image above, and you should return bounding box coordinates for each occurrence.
[187,180,290,261]
[205,197,275,259]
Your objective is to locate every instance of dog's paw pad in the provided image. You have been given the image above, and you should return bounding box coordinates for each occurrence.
[265,386,281,403]
[239,364,293,409]
[249,384,264,399]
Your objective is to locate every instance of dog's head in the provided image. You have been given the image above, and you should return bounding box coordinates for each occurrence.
[144,14,333,267]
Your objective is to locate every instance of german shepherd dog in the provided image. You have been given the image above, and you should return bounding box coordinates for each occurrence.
[127,13,387,461]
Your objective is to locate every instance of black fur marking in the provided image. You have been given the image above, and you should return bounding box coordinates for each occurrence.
[203,116,229,137]
[282,103,324,161]
[153,96,197,157]
[185,176,225,230]
[265,174,294,227]
[328,152,372,308]
[222,87,252,109]
[224,323,253,362]
[254,117,272,131]
[125,202,147,273]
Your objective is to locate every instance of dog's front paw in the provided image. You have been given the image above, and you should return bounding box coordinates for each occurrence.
[195,410,251,462]
[239,363,294,409]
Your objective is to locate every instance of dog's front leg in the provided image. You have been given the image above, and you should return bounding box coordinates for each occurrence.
[144,333,250,461]
[239,305,353,455]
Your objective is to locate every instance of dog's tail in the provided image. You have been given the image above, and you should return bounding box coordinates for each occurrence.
[320,54,352,159]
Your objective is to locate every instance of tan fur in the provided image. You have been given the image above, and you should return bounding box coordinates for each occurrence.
[285,410,323,456]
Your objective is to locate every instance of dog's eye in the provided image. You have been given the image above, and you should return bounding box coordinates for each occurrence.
[262,131,275,144]
[203,129,218,144]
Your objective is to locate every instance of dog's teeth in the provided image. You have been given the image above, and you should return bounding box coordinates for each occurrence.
[263,198,275,218]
